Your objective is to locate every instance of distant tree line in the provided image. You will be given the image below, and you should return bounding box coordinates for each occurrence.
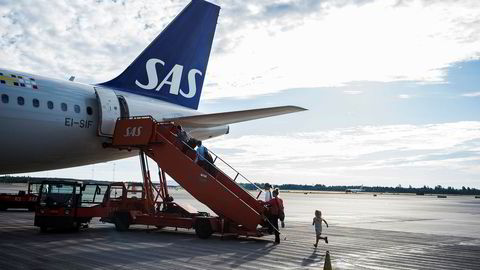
[240,183,480,195]
[2,176,479,195]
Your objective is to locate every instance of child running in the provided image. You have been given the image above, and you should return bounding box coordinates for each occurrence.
[312,210,329,247]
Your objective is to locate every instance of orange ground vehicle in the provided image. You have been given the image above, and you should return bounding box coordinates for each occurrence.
[34,180,111,231]
[104,116,273,239]
[34,180,158,232]
[0,182,41,211]
[33,179,217,237]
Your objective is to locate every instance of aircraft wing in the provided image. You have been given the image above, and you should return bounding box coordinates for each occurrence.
[164,106,307,128]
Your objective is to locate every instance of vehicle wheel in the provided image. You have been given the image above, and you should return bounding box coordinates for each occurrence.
[28,207,35,212]
[195,218,213,239]
[0,204,7,211]
[40,226,48,233]
[155,226,165,230]
[114,213,130,231]
[72,221,81,232]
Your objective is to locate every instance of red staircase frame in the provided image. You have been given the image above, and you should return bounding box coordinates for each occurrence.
[111,116,267,234]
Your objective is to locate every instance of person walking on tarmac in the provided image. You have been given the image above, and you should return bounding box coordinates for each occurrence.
[265,188,284,244]
[313,210,329,247]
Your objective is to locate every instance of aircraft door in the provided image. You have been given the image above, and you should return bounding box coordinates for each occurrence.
[118,96,129,119]
[94,87,121,137]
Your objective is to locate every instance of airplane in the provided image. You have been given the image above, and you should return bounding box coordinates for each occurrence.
[0,0,306,174]
[345,185,365,193]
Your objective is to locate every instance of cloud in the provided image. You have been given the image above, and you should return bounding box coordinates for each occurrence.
[204,0,480,99]
[208,121,480,186]
[1,0,480,100]
[462,91,480,97]
[0,0,185,83]
[398,94,411,99]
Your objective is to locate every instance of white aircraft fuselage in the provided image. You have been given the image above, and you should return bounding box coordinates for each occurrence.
[0,69,223,174]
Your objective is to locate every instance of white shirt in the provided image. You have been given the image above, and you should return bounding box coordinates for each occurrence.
[264,189,272,201]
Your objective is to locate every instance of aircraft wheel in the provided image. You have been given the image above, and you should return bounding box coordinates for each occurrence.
[195,218,213,239]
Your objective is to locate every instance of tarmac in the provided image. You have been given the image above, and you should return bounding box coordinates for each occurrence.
[1,185,479,269]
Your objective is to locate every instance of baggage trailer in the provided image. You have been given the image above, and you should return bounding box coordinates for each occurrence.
[107,116,272,239]
[0,182,41,211]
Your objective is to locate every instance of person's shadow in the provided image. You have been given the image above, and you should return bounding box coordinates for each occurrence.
[222,238,276,268]
[301,249,323,266]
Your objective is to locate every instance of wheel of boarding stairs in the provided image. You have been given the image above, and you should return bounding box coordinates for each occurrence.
[72,221,81,232]
[114,212,131,231]
[195,218,213,239]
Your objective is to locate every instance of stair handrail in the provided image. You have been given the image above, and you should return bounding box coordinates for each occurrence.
[154,123,264,199]
[207,149,263,192]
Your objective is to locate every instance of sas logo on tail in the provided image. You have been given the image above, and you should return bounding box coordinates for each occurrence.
[124,126,142,137]
[135,58,202,99]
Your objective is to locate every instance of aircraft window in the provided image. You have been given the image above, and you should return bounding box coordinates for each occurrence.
[74,104,80,113]
[17,96,24,106]
[47,101,54,109]
[61,103,67,111]
[87,106,93,115]
[33,98,39,108]
[1,94,8,103]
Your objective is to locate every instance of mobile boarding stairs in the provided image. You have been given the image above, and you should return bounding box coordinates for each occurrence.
[108,116,271,238]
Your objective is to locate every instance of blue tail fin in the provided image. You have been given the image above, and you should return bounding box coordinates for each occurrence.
[99,0,220,110]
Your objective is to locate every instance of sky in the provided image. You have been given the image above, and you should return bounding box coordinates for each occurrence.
[1,0,479,188]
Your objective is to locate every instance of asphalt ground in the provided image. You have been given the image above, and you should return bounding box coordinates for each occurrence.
[1,184,479,269]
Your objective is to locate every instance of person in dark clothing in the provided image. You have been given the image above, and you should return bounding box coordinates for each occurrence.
[265,188,284,244]
[175,125,196,152]
[176,125,189,143]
